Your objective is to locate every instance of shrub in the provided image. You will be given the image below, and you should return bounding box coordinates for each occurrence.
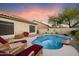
[70,30,78,36]
[55,32,58,34]
[75,32,79,42]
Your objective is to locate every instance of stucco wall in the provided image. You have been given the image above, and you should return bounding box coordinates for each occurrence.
[36,22,49,29]
[38,28,78,34]
[0,18,37,39]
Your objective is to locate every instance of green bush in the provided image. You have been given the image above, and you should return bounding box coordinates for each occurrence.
[75,32,79,42]
[70,30,78,36]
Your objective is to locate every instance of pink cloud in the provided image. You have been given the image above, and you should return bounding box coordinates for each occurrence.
[14,8,60,24]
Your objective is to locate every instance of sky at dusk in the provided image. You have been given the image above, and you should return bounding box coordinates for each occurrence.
[0,3,79,24]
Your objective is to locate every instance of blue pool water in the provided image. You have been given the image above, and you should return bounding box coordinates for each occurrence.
[32,34,71,49]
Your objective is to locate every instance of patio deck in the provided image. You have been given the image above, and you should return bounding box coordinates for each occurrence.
[25,35,79,56]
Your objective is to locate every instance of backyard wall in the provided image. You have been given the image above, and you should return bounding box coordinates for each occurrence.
[38,28,78,34]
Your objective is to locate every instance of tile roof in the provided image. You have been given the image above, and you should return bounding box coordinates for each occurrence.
[0,10,37,25]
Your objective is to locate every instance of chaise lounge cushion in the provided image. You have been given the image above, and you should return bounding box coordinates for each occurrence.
[0,37,27,55]
[8,39,27,49]
[0,51,13,56]
[16,44,42,56]
[8,39,27,44]
[0,37,8,44]
[0,37,9,52]
[0,44,42,56]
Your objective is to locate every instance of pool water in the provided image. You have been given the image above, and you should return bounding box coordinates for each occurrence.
[32,34,71,49]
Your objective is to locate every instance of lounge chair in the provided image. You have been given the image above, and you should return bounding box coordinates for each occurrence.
[16,44,43,56]
[0,37,27,55]
[0,37,43,56]
[0,44,43,56]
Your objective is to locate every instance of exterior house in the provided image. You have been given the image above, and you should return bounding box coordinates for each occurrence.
[0,11,37,39]
[32,20,51,34]
[33,20,51,29]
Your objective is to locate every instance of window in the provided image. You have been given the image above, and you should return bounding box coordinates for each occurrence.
[29,25,35,33]
[0,21,14,35]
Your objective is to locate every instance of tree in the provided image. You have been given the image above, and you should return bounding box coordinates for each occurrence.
[48,16,59,27]
[61,8,79,28]
[48,8,79,28]
[48,14,66,27]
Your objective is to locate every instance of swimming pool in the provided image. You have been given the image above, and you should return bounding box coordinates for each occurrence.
[32,34,71,49]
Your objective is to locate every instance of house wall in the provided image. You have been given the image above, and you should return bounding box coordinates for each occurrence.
[0,18,37,39]
[36,22,49,29]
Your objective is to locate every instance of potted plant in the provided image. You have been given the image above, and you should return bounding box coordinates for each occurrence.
[22,32,29,37]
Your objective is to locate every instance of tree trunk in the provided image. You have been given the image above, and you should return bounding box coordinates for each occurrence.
[71,21,79,27]
[68,19,71,28]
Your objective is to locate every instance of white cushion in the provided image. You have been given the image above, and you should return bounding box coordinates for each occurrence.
[8,39,25,43]
[9,42,24,49]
